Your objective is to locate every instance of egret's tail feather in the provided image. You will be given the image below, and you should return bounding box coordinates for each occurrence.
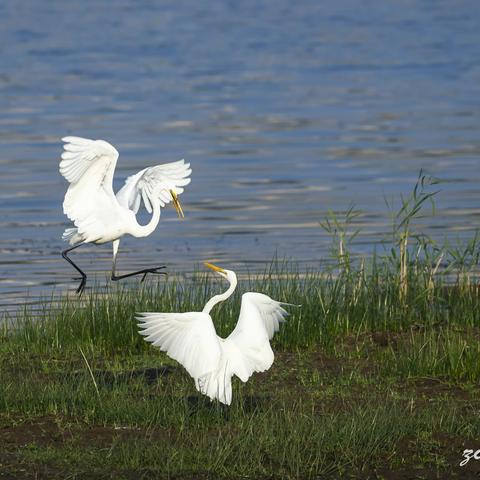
[62,227,82,245]
[197,366,233,406]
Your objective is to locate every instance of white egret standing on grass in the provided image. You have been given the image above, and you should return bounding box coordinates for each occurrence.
[60,136,191,294]
[137,262,295,405]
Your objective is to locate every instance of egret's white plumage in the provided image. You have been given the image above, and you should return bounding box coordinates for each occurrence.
[59,136,191,293]
[137,263,293,405]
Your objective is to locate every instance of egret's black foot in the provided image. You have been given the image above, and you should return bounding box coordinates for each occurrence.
[141,266,167,282]
[61,244,87,296]
[111,266,167,283]
[75,276,87,295]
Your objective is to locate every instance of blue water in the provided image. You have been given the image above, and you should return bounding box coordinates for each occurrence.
[1,0,480,311]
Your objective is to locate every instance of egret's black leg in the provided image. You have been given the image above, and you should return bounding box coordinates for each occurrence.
[111,266,167,283]
[61,244,87,295]
[110,240,166,283]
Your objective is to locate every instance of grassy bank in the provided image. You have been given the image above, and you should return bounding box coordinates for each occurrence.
[2,174,480,478]
[2,263,480,479]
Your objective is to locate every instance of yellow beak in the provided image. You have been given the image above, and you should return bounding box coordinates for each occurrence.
[204,262,226,274]
[170,190,184,219]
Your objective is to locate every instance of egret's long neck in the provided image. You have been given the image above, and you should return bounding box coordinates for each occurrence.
[130,198,161,238]
[203,274,237,314]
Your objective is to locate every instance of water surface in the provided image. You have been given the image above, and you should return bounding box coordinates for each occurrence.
[1,0,480,312]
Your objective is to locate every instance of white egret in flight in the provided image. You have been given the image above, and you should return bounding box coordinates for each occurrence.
[137,262,295,405]
[60,136,191,294]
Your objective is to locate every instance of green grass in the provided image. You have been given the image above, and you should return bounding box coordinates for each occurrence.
[1,344,479,479]
[2,261,480,478]
[4,260,480,369]
[2,172,480,478]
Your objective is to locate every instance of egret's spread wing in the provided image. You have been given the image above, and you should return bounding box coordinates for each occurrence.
[116,160,191,214]
[224,293,291,380]
[60,137,120,242]
[137,311,221,381]
[60,136,119,186]
[239,292,291,340]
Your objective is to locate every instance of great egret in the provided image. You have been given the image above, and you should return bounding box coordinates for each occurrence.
[60,136,191,294]
[137,262,294,405]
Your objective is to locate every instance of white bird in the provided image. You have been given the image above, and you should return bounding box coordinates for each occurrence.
[137,262,294,405]
[59,136,191,294]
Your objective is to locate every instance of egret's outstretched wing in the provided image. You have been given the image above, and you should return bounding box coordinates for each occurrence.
[238,292,291,340]
[137,310,242,405]
[60,136,119,185]
[60,137,120,242]
[198,293,292,405]
[137,312,221,381]
[116,160,191,214]
[225,293,290,378]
